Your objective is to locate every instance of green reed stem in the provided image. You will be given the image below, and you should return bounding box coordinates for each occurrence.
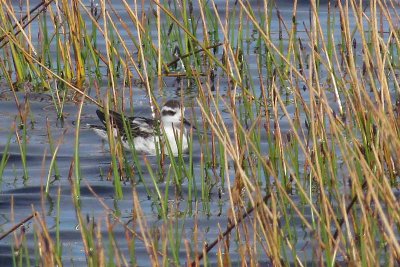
[0,128,13,183]
[15,122,28,180]
[55,186,62,259]
[73,92,85,199]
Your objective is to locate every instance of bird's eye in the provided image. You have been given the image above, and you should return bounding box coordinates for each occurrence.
[162,110,176,116]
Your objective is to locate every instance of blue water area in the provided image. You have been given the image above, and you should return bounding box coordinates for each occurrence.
[1,0,398,266]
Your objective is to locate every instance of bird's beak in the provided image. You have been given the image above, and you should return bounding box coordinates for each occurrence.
[183,118,196,129]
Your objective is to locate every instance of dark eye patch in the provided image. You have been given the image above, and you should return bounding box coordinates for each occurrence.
[162,110,177,116]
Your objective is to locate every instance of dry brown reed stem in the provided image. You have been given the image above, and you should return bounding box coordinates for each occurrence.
[333,181,367,241]
[68,91,94,265]
[134,0,157,117]
[309,0,343,115]
[196,90,324,262]
[166,43,223,69]
[110,0,164,79]
[106,217,127,266]
[133,189,160,266]
[190,193,272,267]
[2,3,37,53]
[269,85,323,223]
[212,0,242,84]
[80,0,146,86]
[197,96,248,228]
[152,0,238,85]
[0,212,37,241]
[245,82,341,253]
[99,0,117,108]
[61,0,86,88]
[0,30,101,106]
[337,0,400,163]
[33,207,62,266]
[83,179,172,263]
[156,0,161,77]
[334,119,400,259]
[94,219,106,266]
[197,0,210,46]
[0,0,54,49]
[238,0,305,82]
[39,149,63,266]
[199,0,399,261]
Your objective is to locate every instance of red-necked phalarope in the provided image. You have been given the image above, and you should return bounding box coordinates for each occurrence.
[89,100,192,156]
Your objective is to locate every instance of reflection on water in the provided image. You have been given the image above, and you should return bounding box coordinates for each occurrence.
[2,0,396,265]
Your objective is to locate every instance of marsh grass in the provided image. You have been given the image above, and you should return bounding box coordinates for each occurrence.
[0,0,400,266]
[0,126,13,183]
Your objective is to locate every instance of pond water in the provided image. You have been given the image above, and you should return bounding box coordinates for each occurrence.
[0,0,399,266]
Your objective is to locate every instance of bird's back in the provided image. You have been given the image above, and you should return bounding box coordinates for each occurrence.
[96,109,157,139]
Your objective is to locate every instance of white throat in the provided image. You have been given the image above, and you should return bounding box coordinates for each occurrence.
[161,113,188,155]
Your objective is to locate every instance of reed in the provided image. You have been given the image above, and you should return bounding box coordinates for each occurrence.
[0,0,400,266]
[15,118,28,180]
[0,126,13,182]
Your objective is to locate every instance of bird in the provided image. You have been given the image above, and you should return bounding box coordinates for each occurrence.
[89,100,192,156]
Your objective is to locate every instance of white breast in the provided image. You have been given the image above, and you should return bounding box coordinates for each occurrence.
[163,124,188,156]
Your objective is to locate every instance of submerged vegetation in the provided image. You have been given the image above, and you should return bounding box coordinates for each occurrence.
[0,0,399,266]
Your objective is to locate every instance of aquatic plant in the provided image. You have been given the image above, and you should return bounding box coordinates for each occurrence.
[0,0,399,266]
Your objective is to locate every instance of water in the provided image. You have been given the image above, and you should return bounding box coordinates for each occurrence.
[0,89,283,265]
[1,1,399,266]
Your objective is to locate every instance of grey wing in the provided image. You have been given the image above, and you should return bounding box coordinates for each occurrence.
[96,109,128,132]
[96,110,156,139]
[129,116,158,139]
